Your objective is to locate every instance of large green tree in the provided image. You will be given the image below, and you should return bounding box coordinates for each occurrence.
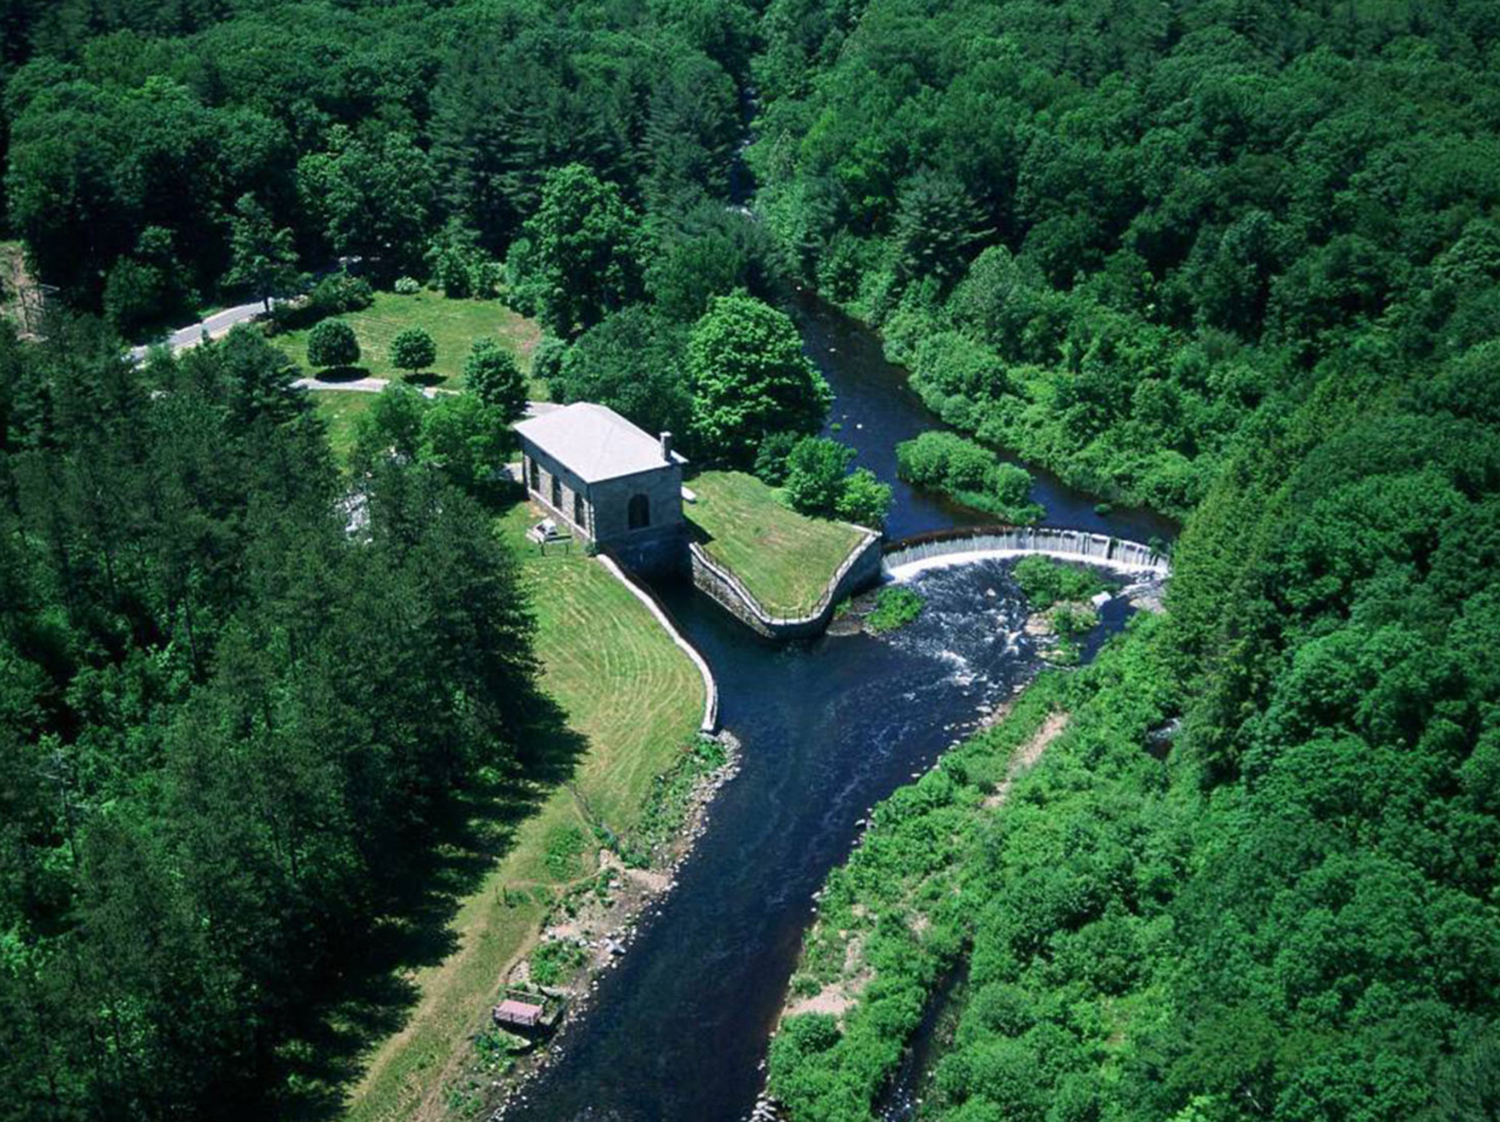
[224,193,299,311]
[685,293,831,465]
[519,163,642,337]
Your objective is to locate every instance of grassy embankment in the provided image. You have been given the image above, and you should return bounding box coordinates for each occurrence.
[342,500,705,1122]
[685,470,871,618]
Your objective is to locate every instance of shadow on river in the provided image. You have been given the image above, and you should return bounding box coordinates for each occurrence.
[507,299,1173,1121]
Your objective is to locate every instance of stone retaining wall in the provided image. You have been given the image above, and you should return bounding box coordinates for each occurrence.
[689,531,884,639]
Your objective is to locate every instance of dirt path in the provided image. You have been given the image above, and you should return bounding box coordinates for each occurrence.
[983,711,1070,809]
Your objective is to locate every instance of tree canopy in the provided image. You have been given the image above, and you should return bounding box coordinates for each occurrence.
[686,293,832,466]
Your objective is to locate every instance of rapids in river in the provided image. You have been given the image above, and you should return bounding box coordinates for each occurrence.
[509,300,1174,1121]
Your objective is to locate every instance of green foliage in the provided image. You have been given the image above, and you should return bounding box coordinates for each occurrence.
[305,318,360,369]
[223,194,299,311]
[0,318,536,1121]
[866,586,924,633]
[425,221,499,300]
[782,436,854,516]
[1011,557,1110,612]
[353,382,428,468]
[686,293,832,466]
[419,393,509,492]
[895,431,1042,523]
[297,128,435,281]
[780,436,893,527]
[311,272,375,316]
[543,826,587,880]
[618,735,731,866]
[836,468,893,527]
[463,337,528,423]
[520,164,642,337]
[529,939,587,988]
[390,327,437,375]
[753,430,801,486]
[550,306,692,440]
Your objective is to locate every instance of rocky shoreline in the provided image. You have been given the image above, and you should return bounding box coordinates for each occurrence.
[479,729,743,1121]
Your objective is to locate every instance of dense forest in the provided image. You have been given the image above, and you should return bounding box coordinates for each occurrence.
[3,0,1500,1119]
[755,1,1500,1119]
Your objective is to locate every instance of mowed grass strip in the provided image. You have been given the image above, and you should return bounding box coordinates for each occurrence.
[310,391,376,467]
[273,290,544,395]
[685,470,870,618]
[343,501,704,1122]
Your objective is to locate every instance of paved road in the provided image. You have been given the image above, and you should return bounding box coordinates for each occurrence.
[128,299,276,362]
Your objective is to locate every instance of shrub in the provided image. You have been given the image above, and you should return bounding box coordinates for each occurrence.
[837,468,892,527]
[895,430,1043,523]
[894,430,961,487]
[1012,556,1110,611]
[866,586,924,633]
[754,431,801,486]
[783,436,854,517]
[312,271,373,314]
[393,275,422,295]
[306,319,360,369]
[390,327,436,375]
[531,336,568,387]
[529,939,586,987]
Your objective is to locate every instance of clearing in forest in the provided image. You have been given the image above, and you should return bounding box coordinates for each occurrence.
[685,470,870,618]
[341,500,705,1122]
[273,290,543,393]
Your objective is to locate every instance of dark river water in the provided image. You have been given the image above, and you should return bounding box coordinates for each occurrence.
[509,300,1172,1121]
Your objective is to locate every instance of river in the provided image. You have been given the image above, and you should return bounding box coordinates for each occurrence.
[507,300,1173,1121]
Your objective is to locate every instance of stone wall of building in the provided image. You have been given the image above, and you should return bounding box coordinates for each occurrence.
[519,443,687,575]
[521,444,594,541]
[589,466,684,545]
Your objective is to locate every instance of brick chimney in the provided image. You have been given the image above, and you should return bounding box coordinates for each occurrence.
[660,431,673,461]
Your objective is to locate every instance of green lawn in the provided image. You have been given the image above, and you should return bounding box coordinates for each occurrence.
[685,470,871,618]
[273,290,545,395]
[311,391,377,466]
[342,500,704,1122]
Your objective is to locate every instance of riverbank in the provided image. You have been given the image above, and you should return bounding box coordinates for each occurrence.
[340,500,711,1122]
[765,611,1171,1121]
[765,678,1070,1116]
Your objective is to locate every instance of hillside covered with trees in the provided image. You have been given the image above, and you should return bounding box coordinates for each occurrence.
[753,1,1500,1119]
[3,0,1500,1120]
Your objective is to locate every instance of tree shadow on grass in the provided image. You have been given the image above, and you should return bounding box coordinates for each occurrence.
[309,364,375,384]
[271,686,590,1121]
[402,371,448,388]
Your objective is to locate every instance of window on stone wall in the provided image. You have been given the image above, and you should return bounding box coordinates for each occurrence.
[528,458,539,491]
[551,475,562,509]
[573,492,586,528]
[628,493,650,529]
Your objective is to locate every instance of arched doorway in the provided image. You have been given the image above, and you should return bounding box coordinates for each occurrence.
[627,493,650,530]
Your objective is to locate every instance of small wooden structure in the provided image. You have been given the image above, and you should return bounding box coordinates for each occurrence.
[491,988,564,1035]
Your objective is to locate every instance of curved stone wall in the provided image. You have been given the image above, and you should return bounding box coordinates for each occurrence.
[688,531,884,640]
[596,553,720,733]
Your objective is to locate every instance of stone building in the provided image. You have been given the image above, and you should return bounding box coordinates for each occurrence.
[514,402,687,571]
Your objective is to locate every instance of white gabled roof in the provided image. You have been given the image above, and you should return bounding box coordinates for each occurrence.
[514,402,685,484]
